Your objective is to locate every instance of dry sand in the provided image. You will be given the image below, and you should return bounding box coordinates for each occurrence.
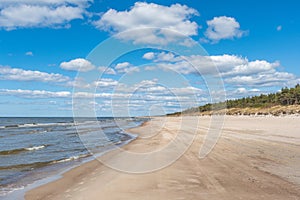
[26,116,300,200]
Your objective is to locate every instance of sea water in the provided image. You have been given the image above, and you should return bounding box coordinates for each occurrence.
[0,117,146,197]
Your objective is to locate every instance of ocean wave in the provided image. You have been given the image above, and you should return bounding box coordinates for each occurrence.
[0,122,75,129]
[20,122,74,128]
[25,145,46,151]
[0,154,89,171]
[0,145,46,156]
[52,154,90,164]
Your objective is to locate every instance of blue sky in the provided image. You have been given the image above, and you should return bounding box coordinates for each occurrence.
[0,0,299,117]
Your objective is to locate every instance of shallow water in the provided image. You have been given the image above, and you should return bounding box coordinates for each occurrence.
[0,117,146,197]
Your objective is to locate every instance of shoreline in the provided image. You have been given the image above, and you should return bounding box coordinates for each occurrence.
[23,121,149,200]
[2,119,145,200]
[25,116,300,200]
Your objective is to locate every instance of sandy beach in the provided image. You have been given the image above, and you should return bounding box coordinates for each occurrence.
[25,116,300,200]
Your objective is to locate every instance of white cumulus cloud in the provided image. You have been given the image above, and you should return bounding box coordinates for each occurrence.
[143,52,155,60]
[204,16,246,43]
[139,52,300,87]
[60,58,96,72]
[0,0,91,30]
[98,66,116,75]
[114,62,140,74]
[93,2,200,46]
[0,66,70,82]
[0,89,71,98]
[93,78,118,88]
[226,72,297,87]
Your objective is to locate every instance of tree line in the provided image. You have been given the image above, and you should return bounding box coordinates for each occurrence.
[172,84,300,115]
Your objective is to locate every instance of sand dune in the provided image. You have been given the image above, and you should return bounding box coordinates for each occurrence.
[26,116,300,200]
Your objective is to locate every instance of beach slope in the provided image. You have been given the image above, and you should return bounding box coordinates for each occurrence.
[26,116,300,200]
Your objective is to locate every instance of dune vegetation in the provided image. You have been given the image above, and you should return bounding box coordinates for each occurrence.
[169,84,300,116]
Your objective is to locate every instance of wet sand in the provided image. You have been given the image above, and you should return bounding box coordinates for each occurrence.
[26,116,300,200]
